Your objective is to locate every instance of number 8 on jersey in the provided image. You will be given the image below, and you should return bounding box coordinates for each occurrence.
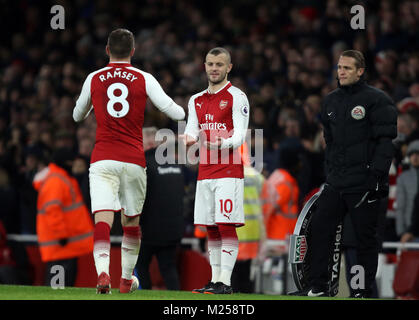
[107,82,130,118]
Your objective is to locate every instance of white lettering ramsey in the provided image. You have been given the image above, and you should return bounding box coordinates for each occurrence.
[99,70,138,82]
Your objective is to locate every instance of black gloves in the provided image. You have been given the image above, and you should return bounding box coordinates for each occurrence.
[355,172,389,208]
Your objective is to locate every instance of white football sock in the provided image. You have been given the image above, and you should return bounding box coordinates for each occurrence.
[219,225,239,286]
[93,221,111,276]
[219,240,239,286]
[93,240,110,276]
[121,226,141,280]
[208,238,222,283]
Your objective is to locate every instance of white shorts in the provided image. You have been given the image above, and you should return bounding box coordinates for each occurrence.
[194,178,244,227]
[89,160,146,217]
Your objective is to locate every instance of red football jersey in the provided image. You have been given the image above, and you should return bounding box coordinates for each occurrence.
[73,62,185,167]
[184,82,250,180]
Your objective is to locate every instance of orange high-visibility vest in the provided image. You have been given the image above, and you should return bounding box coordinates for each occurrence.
[33,163,94,262]
[262,169,299,240]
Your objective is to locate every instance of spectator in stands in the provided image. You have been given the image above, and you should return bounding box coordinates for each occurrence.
[0,220,19,284]
[0,167,19,234]
[396,111,419,148]
[400,192,419,243]
[382,159,403,248]
[396,140,419,240]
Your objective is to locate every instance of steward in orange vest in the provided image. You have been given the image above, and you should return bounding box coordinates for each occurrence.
[262,144,302,240]
[33,148,94,285]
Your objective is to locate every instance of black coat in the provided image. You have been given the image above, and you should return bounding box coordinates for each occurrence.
[321,78,398,193]
[140,148,185,246]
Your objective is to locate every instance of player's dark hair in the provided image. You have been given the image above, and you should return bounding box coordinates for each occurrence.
[341,50,366,69]
[107,29,135,59]
[207,47,231,64]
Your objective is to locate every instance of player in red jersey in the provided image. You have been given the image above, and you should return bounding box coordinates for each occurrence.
[181,47,250,294]
[73,29,185,294]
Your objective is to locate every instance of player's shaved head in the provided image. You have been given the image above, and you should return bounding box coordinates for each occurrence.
[107,29,135,59]
[206,47,231,64]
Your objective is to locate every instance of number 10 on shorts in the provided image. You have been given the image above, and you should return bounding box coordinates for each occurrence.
[219,199,233,219]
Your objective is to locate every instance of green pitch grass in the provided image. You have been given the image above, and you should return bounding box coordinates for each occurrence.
[0,284,355,300]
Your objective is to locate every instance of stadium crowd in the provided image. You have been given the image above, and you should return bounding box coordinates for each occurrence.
[0,0,419,287]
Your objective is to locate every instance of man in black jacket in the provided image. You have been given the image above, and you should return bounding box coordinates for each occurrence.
[307,50,397,298]
[135,128,185,290]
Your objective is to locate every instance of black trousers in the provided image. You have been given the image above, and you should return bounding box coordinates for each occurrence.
[344,248,378,298]
[231,259,255,293]
[136,242,180,290]
[310,185,380,296]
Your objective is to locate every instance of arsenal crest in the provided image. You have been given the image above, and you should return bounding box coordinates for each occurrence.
[219,100,228,109]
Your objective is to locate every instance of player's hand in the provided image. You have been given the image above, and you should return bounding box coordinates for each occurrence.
[179,134,197,147]
[204,136,224,150]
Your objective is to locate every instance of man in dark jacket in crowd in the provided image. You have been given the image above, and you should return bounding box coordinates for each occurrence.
[136,128,185,290]
[306,50,398,298]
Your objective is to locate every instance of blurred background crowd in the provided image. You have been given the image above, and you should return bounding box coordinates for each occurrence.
[0,0,419,263]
